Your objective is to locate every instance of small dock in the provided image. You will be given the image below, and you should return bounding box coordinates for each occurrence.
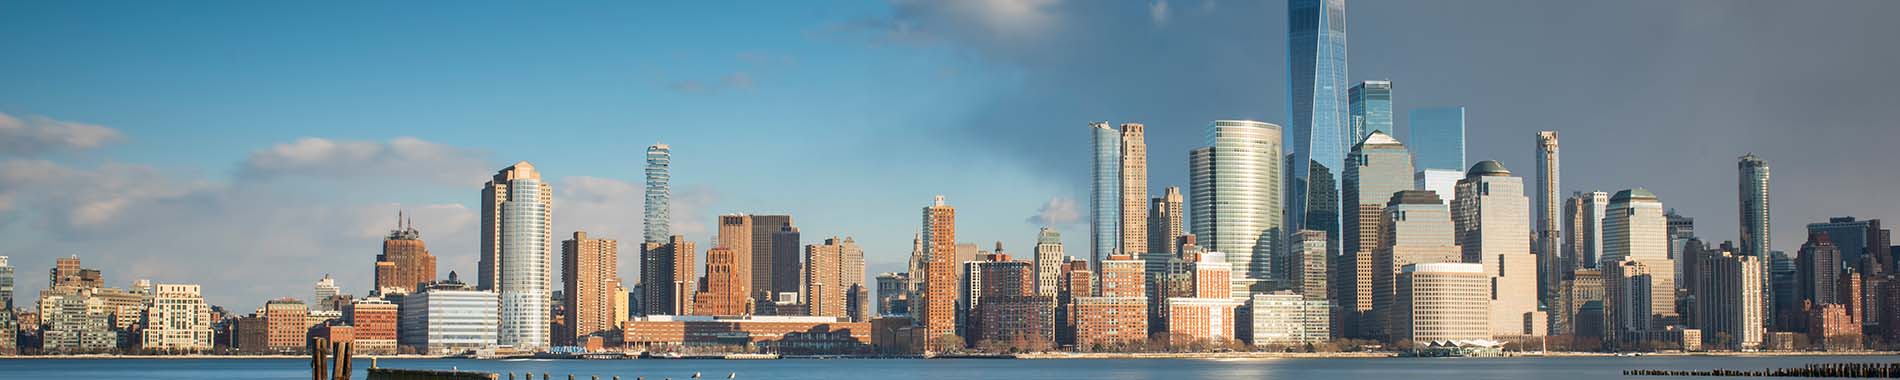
[1625,362,1900,377]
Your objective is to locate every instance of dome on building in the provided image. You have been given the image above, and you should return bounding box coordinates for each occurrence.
[1466,160,1511,177]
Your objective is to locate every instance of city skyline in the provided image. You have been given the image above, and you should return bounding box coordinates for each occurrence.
[2,0,1900,313]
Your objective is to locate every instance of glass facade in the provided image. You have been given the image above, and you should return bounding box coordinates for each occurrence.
[644,144,671,244]
[1408,107,1466,172]
[499,176,551,349]
[1737,154,1772,327]
[1189,120,1283,289]
[1349,80,1393,142]
[1288,0,1350,258]
[1091,122,1122,270]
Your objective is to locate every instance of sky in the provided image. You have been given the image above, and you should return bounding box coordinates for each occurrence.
[2,0,1897,308]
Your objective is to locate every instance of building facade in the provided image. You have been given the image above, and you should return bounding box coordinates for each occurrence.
[1370,190,1463,341]
[1348,80,1393,140]
[1452,161,1541,337]
[1603,188,1679,333]
[919,196,958,349]
[640,236,696,316]
[644,144,671,243]
[399,276,500,354]
[561,231,619,343]
[1091,122,1122,273]
[1188,120,1284,296]
[1340,130,1412,338]
[375,216,436,293]
[480,161,554,350]
[1393,263,1491,348]
[141,284,214,352]
[1149,187,1185,256]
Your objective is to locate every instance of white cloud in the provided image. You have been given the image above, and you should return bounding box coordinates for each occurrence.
[238,137,490,185]
[1025,196,1081,226]
[0,112,123,156]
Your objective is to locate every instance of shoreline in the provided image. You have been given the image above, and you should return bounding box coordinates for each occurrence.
[3,351,1892,360]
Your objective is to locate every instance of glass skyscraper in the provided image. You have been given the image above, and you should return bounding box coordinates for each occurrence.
[1349,80,1392,142]
[1288,0,1350,259]
[644,144,670,244]
[1407,107,1466,172]
[1090,122,1122,271]
[1737,154,1771,327]
[1190,120,1283,295]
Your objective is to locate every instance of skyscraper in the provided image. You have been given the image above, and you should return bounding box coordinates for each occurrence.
[920,196,958,349]
[1796,232,1842,307]
[694,215,754,316]
[1288,0,1351,259]
[1034,228,1064,298]
[481,162,554,350]
[561,231,618,343]
[1407,107,1466,173]
[644,144,671,244]
[1341,130,1412,338]
[1452,161,1541,337]
[0,256,14,309]
[1535,131,1562,313]
[1603,188,1677,331]
[1091,122,1122,272]
[1369,190,1463,341]
[1120,123,1149,259]
[770,221,802,300]
[639,235,695,316]
[1348,80,1393,141]
[375,213,436,293]
[1148,187,1185,255]
[743,215,792,303]
[1564,191,1611,271]
[313,275,341,312]
[1188,120,1284,296]
[1737,154,1772,327]
[1691,244,1764,351]
[805,237,865,320]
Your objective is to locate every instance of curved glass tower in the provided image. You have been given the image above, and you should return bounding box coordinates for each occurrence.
[645,144,671,244]
[1189,120,1284,295]
[1091,122,1123,272]
[1289,0,1350,264]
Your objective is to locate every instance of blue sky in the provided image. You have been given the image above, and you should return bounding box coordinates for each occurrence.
[4,0,1899,307]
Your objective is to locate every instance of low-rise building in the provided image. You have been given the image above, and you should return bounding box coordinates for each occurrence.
[1393,263,1490,348]
[1248,292,1328,346]
[622,315,870,354]
[400,275,500,355]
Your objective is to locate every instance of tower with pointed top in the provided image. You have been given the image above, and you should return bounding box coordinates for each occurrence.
[375,212,437,293]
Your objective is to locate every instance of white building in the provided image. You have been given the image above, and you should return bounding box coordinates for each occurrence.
[1394,263,1491,347]
[312,274,341,312]
[1249,292,1329,346]
[1413,169,1462,206]
[401,279,500,354]
[484,162,554,350]
[141,284,214,351]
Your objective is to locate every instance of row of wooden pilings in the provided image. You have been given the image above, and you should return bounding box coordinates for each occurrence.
[1625,362,1900,377]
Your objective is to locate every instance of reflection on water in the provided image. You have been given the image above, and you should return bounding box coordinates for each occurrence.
[0,355,1884,380]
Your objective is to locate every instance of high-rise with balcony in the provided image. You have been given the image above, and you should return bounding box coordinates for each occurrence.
[1452,161,1541,338]
[1288,0,1350,260]
[375,214,436,293]
[806,237,866,320]
[1148,187,1185,256]
[480,161,554,350]
[1189,120,1284,296]
[1535,131,1562,316]
[1348,80,1392,141]
[1737,154,1772,327]
[644,144,671,244]
[1341,130,1412,338]
[561,231,618,343]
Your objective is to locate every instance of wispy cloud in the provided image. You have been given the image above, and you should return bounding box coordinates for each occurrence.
[238,137,490,186]
[0,112,123,156]
[1025,196,1081,226]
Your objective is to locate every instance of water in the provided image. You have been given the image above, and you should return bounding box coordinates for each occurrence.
[0,356,1886,380]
